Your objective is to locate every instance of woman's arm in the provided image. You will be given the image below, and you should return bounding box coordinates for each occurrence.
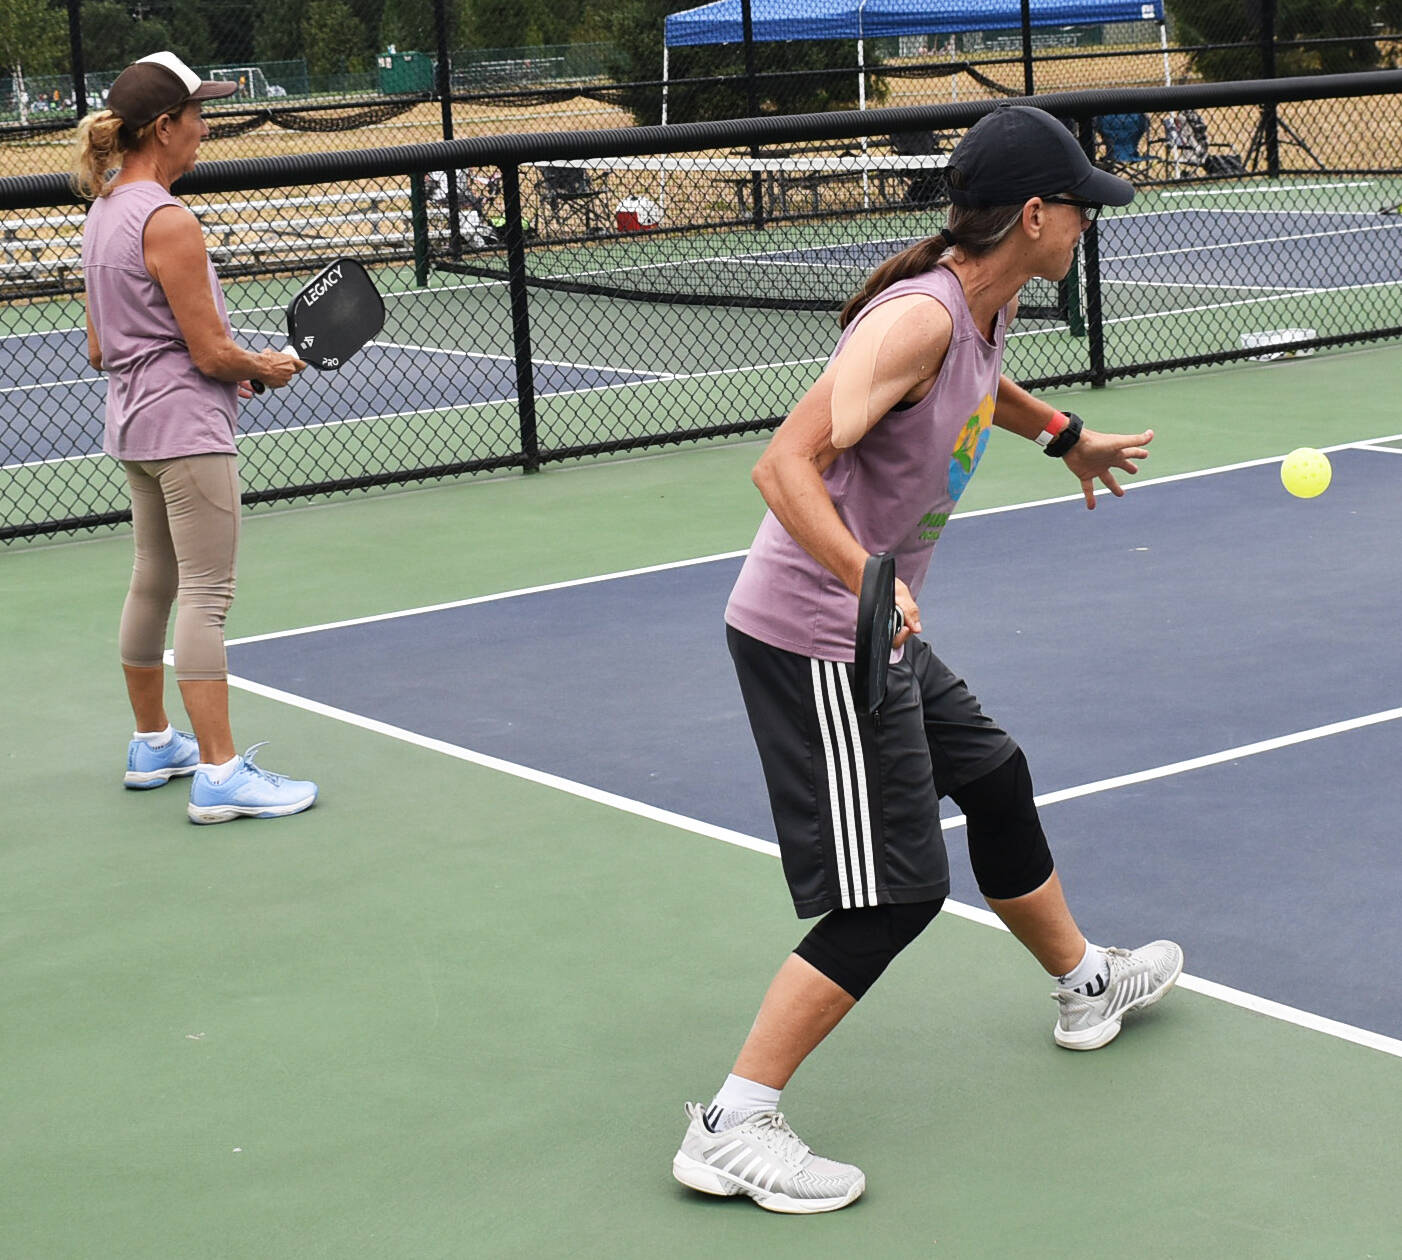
[85,308,102,371]
[143,205,303,389]
[992,375,1153,509]
[748,300,952,639]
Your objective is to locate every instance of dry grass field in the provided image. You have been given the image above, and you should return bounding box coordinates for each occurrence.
[0,44,1228,176]
[3,43,1398,221]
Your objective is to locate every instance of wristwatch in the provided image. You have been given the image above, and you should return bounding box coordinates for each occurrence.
[1039,411,1083,458]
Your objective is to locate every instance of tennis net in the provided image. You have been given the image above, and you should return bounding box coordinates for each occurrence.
[425,153,1077,322]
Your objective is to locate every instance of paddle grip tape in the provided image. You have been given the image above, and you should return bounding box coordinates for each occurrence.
[830,295,936,449]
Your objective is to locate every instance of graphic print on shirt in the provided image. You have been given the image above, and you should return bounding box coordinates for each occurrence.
[919,392,996,543]
[948,392,996,501]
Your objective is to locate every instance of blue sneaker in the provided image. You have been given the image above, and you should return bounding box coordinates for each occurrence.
[187,743,318,825]
[125,729,201,789]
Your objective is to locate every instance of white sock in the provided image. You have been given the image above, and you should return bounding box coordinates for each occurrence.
[703,1074,782,1132]
[1057,942,1110,996]
[134,725,174,747]
[197,755,241,785]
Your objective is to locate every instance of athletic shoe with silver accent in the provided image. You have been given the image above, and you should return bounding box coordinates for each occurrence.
[124,729,200,789]
[672,1103,865,1214]
[187,743,317,825]
[1053,940,1184,1050]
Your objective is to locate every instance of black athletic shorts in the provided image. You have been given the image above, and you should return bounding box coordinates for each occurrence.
[728,625,1017,919]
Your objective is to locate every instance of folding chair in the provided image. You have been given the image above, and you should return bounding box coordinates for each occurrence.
[886,131,951,207]
[537,165,608,235]
[1163,110,1246,179]
[424,168,502,248]
[1094,113,1158,182]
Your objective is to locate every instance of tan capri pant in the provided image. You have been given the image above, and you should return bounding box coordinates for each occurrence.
[120,454,240,681]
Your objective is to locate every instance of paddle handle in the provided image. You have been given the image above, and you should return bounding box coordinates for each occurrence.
[249,346,299,395]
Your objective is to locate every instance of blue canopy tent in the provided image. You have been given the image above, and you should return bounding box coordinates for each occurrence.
[661,0,1169,122]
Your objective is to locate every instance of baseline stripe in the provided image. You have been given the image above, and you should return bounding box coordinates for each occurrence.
[223,672,1402,1060]
[935,704,1402,831]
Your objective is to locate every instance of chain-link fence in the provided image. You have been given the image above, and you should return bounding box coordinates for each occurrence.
[4,69,1402,541]
[6,1,1402,175]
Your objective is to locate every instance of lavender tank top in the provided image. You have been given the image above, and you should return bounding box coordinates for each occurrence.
[82,181,238,460]
[725,264,1008,662]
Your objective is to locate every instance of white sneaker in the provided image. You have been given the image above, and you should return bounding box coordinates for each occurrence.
[672,1103,864,1214]
[1054,940,1184,1050]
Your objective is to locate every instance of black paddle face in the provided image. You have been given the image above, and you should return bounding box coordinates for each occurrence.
[286,257,385,371]
[854,552,897,716]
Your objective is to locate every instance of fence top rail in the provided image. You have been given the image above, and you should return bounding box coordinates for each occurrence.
[536,153,950,172]
[4,69,1402,211]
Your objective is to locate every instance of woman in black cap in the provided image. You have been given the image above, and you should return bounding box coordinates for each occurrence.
[673,105,1183,1213]
[71,52,317,824]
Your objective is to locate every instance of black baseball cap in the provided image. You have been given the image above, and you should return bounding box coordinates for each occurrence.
[106,51,237,130]
[945,104,1135,209]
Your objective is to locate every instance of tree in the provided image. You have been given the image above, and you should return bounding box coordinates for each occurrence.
[1,0,67,121]
[454,0,606,51]
[381,0,441,52]
[81,2,175,74]
[604,0,871,126]
[253,0,308,64]
[1166,0,1389,80]
[302,0,369,73]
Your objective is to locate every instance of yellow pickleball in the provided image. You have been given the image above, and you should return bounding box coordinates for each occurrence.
[1280,447,1332,498]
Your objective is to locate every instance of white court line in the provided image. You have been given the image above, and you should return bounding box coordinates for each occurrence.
[222,549,748,647]
[224,673,776,859]
[219,670,1402,1062]
[937,898,1402,1058]
[1159,182,1377,198]
[223,437,1402,643]
[1099,275,1402,329]
[936,705,1402,826]
[0,374,102,395]
[1104,218,1402,263]
[209,452,1402,1059]
[1103,278,1311,294]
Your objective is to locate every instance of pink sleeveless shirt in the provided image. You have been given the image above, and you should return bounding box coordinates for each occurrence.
[725,265,1008,662]
[82,181,238,460]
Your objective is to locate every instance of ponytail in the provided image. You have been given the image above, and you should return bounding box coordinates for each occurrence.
[69,107,171,200]
[839,202,1028,328]
[69,110,129,200]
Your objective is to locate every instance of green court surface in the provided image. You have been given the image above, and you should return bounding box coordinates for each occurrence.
[5,342,1402,1258]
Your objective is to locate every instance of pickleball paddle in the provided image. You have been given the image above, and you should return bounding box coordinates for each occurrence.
[853,552,904,716]
[251,257,385,393]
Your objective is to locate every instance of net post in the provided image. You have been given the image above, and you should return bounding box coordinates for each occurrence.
[500,164,540,473]
[409,173,429,287]
[1075,116,1106,385]
[1259,0,1281,177]
[66,0,87,120]
[1062,250,1085,339]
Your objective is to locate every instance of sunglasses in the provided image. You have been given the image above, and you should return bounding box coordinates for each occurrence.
[1040,196,1102,222]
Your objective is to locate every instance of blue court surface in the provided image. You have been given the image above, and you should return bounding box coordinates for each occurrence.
[9,207,1402,468]
[0,326,658,466]
[1102,208,1402,291]
[226,445,1402,1046]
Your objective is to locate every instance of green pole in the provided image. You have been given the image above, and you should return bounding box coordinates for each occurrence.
[409,173,429,287]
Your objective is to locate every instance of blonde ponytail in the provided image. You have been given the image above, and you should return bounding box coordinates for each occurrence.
[69,110,131,200]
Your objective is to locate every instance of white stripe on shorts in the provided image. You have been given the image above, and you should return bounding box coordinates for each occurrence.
[811,660,876,909]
